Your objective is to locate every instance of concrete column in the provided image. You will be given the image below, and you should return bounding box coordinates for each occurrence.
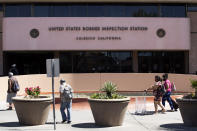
[188,12,197,74]
[133,51,138,73]
[0,12,3,76]
[184,51,189,74]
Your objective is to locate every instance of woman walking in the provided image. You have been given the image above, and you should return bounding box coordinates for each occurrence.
[145,75,165,114]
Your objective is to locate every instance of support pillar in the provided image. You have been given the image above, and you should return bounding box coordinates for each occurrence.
[133,51,138,73]
[184,51,189,74]
[0,12,3,76]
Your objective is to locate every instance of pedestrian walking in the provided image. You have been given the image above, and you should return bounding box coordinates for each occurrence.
[162,73,174,111]
[145,75,165,114]
[6,72,19,110]
[59,79,73,124]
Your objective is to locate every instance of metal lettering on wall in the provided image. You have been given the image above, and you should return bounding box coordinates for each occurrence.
[48,26,148,41]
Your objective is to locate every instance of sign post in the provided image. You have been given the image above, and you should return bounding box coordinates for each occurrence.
[46,59,60,130]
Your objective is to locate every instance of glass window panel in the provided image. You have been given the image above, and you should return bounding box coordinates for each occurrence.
[5,5,18,17]
[0,4,3,11]
[104,5,125,17]
[5,4,31,17]
[19,5,31,17]
[69,5,87,17]
[60,52,72,73]
[125,4,159,17]
[188,4,197,11]
[87,5,105,17]
[34,4,51,17]
[138,52,152,56]
[73,52,108,73]
[106,52,121,72]
[161,4,186,17]
[60,51,132,73]
[138,51,185,73]
[110,52,132,72]
[53,5,69,17]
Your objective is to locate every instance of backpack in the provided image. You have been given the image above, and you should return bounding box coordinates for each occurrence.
[171,82,176,92]
[161,84,166,95]
[62,85,72,101]
[13,80,20,92]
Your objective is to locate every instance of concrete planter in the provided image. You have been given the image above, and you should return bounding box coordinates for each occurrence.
[176,98,197,126]
[12,96,52,125]
[88,97,130,126]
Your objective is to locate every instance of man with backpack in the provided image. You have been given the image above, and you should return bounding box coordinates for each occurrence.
[6,72,19,110]
[59,79,73,124]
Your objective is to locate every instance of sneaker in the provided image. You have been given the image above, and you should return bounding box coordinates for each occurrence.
[67,121,71,124]
[169,109,174,112]
[153,111,158,114]
[162,109,166,113]
[61,120,66,123]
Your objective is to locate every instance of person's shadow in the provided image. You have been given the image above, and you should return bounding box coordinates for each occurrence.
[0,122,24,127]
[46,122,106,128]
[160,123,197,131]
[130,111,155,116]
[71,123,108,128]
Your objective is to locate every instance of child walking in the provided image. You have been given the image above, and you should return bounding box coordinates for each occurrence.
[145,75,165,114]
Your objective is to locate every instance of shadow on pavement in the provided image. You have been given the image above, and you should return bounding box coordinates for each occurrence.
[0,110,7,111]
[130,111,155,116]
[46,122,68,124]
[160,123,197,131]
[72,123,107,128]
[165,109,179,112]
[0,122,25,127]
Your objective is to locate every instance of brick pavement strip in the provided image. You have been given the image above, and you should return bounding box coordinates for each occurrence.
[1,103,197,131]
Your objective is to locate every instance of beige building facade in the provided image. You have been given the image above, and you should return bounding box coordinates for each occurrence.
[1,73,197,101]
[0,0,196,75]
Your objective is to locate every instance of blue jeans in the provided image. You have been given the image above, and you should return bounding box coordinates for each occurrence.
[60,101,72,121]
[162,91,174,110]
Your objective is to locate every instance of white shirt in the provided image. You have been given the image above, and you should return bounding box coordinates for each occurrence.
[59,82,73,93]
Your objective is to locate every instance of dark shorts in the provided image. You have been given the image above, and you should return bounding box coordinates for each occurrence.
[6,93,16,103]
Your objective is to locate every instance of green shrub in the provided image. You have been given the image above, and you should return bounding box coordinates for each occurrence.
[190,79,197,89]
[90,81,125,99]
[100,81,117,98]
[189,79,197,98]
[90,93,106,99]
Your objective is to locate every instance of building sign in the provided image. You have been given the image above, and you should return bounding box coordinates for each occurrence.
[3,17,190,51]
[48,26,148,41]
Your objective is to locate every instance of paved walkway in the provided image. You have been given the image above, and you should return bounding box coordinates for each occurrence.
[0,97,197,131]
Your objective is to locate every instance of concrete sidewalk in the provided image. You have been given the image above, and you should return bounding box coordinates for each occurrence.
[1,101,197,131]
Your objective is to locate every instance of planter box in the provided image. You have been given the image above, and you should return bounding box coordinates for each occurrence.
[88,97,130,126]
[12,96,52,125]
[176,98,197,126]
